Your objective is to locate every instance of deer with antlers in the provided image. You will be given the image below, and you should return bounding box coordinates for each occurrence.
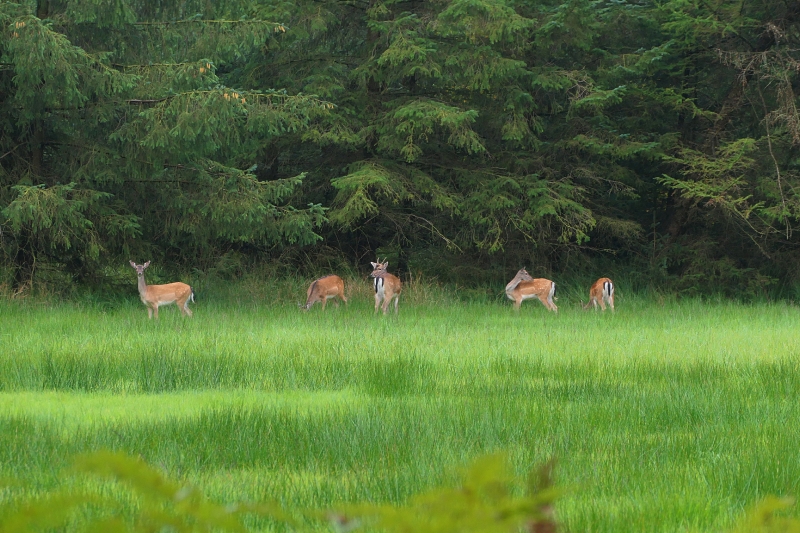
[582,277,615,311]
[301,275,347,311]
[505,268,558,312]
[370,259,402,314]
[129,261,194,319]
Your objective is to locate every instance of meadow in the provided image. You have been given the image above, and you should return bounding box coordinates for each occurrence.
[1,278,799,532]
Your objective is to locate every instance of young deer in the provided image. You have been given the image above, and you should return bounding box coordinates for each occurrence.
[505,268,558,312]
[370,259,402,314]
[129,261,194,319]
[582,277,615,311]
[301,275,347,311]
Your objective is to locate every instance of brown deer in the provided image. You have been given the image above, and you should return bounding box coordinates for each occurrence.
[505,268,558,312]
[370,259,402,314]
[129,261,194,319]
[582,277,615,311]
[301,275,347,311]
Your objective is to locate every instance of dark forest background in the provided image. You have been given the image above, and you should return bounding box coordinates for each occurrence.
[3,0,800,298]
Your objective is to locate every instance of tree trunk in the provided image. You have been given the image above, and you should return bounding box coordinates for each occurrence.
[36,0,49,19]
[30,121,44,179]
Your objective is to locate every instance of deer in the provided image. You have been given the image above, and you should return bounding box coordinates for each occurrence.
[505,268,558,312]
[582,277,615,311]
[300,275,347,311]
[370,259,402,314]
[129,261,194,319]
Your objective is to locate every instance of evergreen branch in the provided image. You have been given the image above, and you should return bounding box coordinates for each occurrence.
[124,90,328,106]
[404,213,463,252]
[0,143,24,161]
[262,56,364,68]
[40,90,327,110]
[45,143,251,180]
[119,179,194,185]
[125,98,169,105]
[131,19,281,26]
[758,86,791,239]
[332,0,370,8]
[112,62,196,69]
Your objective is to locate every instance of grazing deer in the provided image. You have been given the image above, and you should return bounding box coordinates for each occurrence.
[129,261,194,319]
[370,259,402,314]
[505,268,558,312]
[301,275,347,311]
[582,277,615,311]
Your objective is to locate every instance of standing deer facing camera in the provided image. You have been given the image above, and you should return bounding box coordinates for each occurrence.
[301,275,347,311]
[583,277,615,311]
[129,261,194,319]
[505,268,558,312]
[370,259,402,314]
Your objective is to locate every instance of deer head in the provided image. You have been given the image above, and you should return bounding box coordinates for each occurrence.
[370,258,389,277]
[129,260,151,277]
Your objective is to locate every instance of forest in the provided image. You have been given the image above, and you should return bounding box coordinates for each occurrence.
[2,0,800,297]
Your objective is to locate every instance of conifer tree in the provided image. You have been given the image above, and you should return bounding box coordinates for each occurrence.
[247,0,663,276]
[4,0,800,293]
[0,0,328,285]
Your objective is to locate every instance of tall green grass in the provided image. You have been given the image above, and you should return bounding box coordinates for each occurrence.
[1,286,799,532]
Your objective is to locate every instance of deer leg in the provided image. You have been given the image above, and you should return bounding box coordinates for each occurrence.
[374,294,381,314]
[152,304,159,319]
[147,306,153,319]
[394,295,399,314]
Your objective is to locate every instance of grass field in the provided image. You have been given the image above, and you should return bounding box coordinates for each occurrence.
[1,279,799,532]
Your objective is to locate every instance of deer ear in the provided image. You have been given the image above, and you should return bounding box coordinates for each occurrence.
[143,261,150,268]
[370,262,378,268]
[384,261,389,267]
[129,260,136,268]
